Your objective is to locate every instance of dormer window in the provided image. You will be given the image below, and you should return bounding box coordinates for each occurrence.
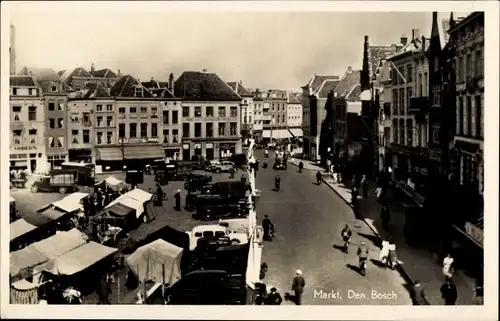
[12,88,18,95]
[135,87,143,97]
[51,86,57,92]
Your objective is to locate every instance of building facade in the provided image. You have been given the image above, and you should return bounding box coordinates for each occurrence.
[286,92,303,138]
[9,76,47,173]
[174,71,242,160]
[252,92,264,142]
[59,66,120,91]
[228,81,254,138]
[261,90,289,142]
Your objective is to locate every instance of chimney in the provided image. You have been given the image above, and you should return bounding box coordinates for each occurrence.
[168,73,174,95]
[239,80,242,85]
[347,66,352,73]
[117,69,122,77]
[421,36,426,52]
[361,35,370,91]
[202,69,208,73]
[412,29,420,42]
[90,63,95,74]
[400,34,408,46]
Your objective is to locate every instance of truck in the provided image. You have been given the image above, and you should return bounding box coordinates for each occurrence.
[30,174,78,194]
[59,162,95,186]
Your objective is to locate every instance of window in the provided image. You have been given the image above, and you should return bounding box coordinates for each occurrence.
[163,111,169,124]
[407,65,413,82]
[96,104,103,111]
[399,89,405,115]
[230,122,237,136]
[106,116,113,127]
[129,123,137,138]
[466,96,472,136]
[52,86,57,92]
[72,130,79,143]
[399,119,405,144]
[119,107,126,114]
[106,104,113,111]
[458,97,464,135]
[140,107,147,114]
[83,130,90,143]
[48,103,55,111]
[29,129,37,136]
[12,88,18,95]
[183,107,190,117]
[29,88,35,96]
[58,103,64,111]
[26,106,36,121]
[172,129,178,143]
[407,119,413,146]
[130,107,137,113]
[465,54,472,79]
[195,107,202,117]
[140,123,148,137]
[206,123,213,137]
[458,57,464,81]
[13,130,22,145]
[97,132,103,145]
[163,129,169,143]
[151,123,158,138]
[407,88,412,110]
[183,123,190,137]
[432,123,440,143]
[49,137,55,147]
[206,107,214,117]
[57,118,63,128]
[107,132,113,144]
[475,50,483,77]
[119,124,125,138]
[218,107,225,118]
[97,116,103,127]
[230,107,237,117]
[194,123,202,137]
[83,112,90,123]
[135,87,143,97]
[172,111,178,124]
[282,115,285,123]
[218,122,226,136]
[151,107,158,118]
[476,96,482,138]
[418,74,423,96]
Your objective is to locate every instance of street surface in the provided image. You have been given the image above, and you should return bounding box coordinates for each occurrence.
[255,150,412,305]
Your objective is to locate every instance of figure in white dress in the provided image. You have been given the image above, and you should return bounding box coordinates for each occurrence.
[443,253,455,279]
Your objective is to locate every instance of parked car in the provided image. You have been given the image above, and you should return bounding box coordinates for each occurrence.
[194,181,249,221]
[30,174,78,194]
[125,169,144,184]
[184,173,213,192]
[185,224,248,251]
[204,160,221,172]
[210,161,236,173]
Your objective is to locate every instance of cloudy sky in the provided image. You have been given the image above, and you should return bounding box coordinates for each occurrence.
[7,2,474,90]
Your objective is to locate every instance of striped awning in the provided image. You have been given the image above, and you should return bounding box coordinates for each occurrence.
[97,146,164,161]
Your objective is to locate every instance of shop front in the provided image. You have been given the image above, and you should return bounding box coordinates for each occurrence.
[47,153,68,170]
[219,143,236,158]
[68,148,93,164]
[96,145,164,170]
[10,145,48,174]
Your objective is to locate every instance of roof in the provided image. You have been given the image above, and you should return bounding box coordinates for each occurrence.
[335,69,361,99]
[64,67,92,80]
[91,68,118,78]
[57,70,66,77]
[72,82,112,99]
[175,71,242,101]
[126,239,183,284]
[303,75,340,91]
[315,79,340,98]
[369,46,398,77]
[227,82,253,97]
[10,75,37,87]
[388,37,425,61]
[10,219,39,241]
[33,241,117,276]
[18,67,60,81]
[287,91,301,104]
[345,84,362,102]
[151,88,175,98]
[110,75,155,98]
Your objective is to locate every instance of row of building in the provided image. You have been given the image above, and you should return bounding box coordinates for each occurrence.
[299,11,484,276]
[9,63,303,173]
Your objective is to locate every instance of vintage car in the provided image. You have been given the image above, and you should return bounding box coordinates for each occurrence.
[184,173,213,192]
[194,181,249,221]
[185,224,248,251]
[209,161,236,173]
[273,157,287,170]
[30,174,78,194]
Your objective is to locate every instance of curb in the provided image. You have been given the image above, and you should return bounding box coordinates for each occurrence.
[320,178,429,305]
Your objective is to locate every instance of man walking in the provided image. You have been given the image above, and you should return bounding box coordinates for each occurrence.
[298,161,304,173]
[97,274,112,304]
[440,278,458,305]
[262,215,274,241]
[361,175,368,198]
[291,269,305,305]
[174,189,182,211]
[411,280,427,305]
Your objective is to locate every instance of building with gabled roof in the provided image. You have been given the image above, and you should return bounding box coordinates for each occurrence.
[173,71,243,160]
[227,81,255,138]
[286,91,303,138]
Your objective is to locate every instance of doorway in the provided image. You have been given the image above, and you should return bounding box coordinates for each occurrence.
[30,159,37,174]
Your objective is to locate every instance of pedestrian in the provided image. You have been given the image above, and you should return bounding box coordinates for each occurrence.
[298,161,304,173]
[265,287,283,305]
[442,253,455,280]
[411,280,427,305]
[376,186,383,201]
[472,279,484,305]
[332,171,338,184]
[351,174,357,189]
[240,174,247,184]
[291,269,305,305]
[229,168,235,179]
[262,215,274,241]
[174,189,181,211]
[351,187,358,205]
[440,278,458,305]
[361,175,368,198]
[97,274,112,304]
[316,171,322,185]
[380,206,391,230]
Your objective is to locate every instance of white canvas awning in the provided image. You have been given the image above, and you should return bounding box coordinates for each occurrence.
[10,219,39,241]
[289,128,303,137]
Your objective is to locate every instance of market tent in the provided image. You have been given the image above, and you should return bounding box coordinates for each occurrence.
[51,193,87,213]
[95,176,127,191]
[105,202,135,217]
[10,279,39,304]
[126,188,153,203]
[10,228,88,278]
[10,219,38,241]
[97,202,137,229]
[126,239,183,285]
[33,241,117,277]
[106,195,144,218]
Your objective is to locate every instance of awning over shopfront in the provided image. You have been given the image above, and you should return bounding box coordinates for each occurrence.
[96,148,122,161]
[97,146,164,161]
[262,130,292,139]
[288,128,303,137]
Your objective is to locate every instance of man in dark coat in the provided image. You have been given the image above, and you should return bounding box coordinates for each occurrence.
[411,280,427,305]
[240,174,247,184]
[265,287,283,305]
[380,206,391,230]
[440,279,458,305]
[174,189,182,211]
[298,161,304,173]
[97,275,112,304]
[291,269,305,305]
[262,215,274,241]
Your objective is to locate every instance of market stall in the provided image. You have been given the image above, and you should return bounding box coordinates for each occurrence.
[10,279,39,304]
[9,219,44,251]
[95,176,127,192]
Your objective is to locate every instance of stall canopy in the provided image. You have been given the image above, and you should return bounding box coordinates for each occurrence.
[126,239,183,285]
[105,202,135,217]
[10,219,39,242]
[10,229,88,278]
[126,188,153,203]
[38,192,88,221]
[105,188,153,218]
[33,241,117,277]
[95,176,126,191]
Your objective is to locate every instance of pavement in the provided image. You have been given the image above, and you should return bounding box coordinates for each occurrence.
[288,158,476,305]
[256,150,412,305]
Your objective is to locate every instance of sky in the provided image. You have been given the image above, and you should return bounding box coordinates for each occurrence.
[7,3,473,91]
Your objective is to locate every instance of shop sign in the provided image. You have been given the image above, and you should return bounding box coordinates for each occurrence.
[465,222,483,245]
[14,146,37,151]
